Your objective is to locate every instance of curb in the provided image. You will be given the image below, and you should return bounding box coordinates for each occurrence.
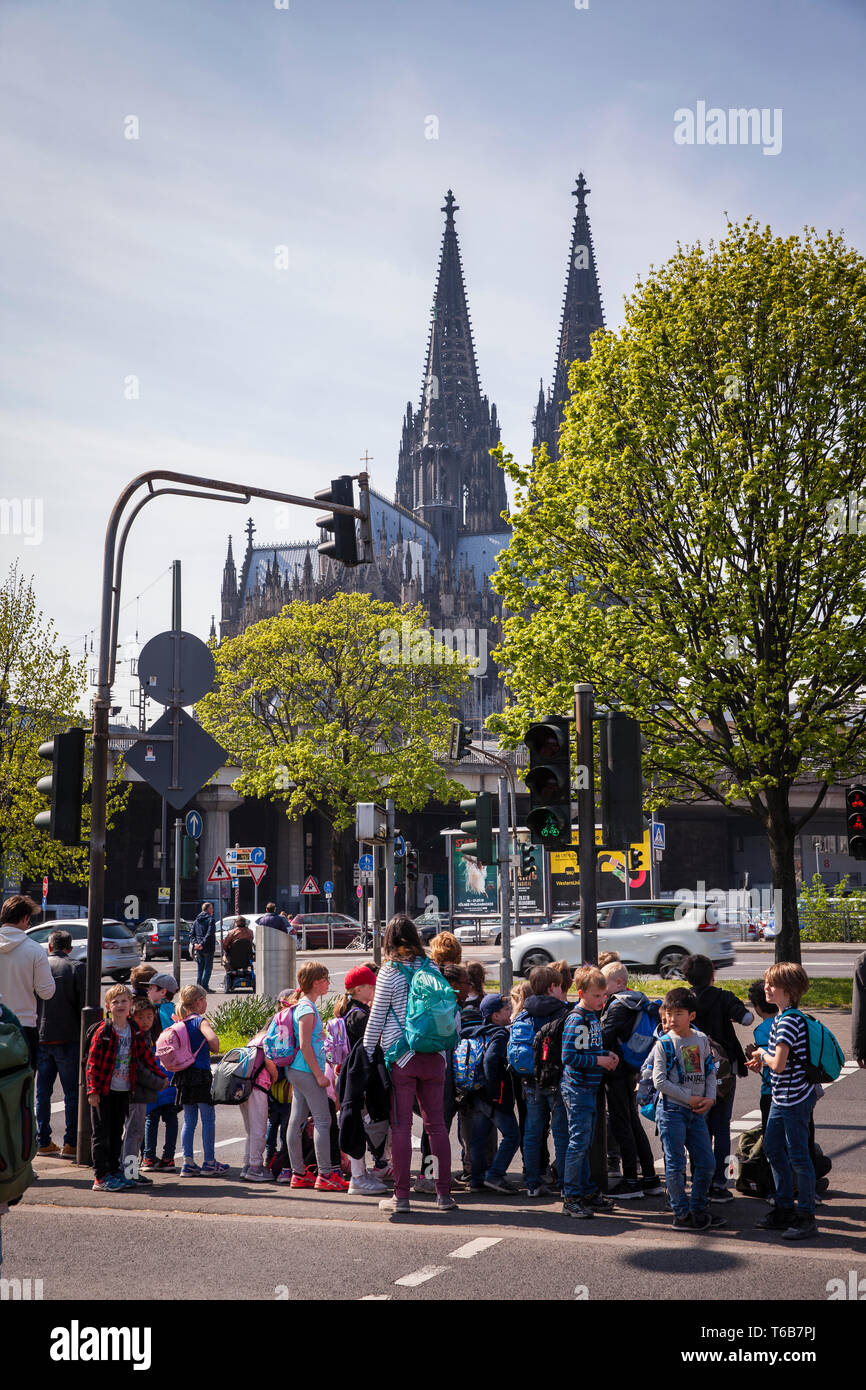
[734,942,866,952]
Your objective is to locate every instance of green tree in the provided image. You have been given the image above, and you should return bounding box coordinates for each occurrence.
[0,564,127,890]
[197,593,474,909]
[491,220,866,964]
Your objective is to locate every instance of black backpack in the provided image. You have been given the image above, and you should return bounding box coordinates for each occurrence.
[532,1015,568,1090]
[734,1127,773,1198]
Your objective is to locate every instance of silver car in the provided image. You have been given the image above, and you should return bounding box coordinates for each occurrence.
[26,918,139,982]
[512,899,736,978]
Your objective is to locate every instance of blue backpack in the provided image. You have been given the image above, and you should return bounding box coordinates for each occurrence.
[453,1034,487,1092]
[617,993,663,1070]
[637,1034,680,1123]
[506,1011,536,1077]
[780,1009,844,1084]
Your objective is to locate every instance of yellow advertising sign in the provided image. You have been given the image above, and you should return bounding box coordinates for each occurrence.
[549,828,651,881]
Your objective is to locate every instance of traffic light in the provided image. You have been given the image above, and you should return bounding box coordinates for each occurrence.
[315,475,359,566]
[599,712,643,850]
[406,847,418,879]
[448,719,472,761]
[524,716,571,848]
[846,785,866,859]
[34,727,85,845]
[182,834,199,877]
[519,842,539,877]
[459,792,494,863]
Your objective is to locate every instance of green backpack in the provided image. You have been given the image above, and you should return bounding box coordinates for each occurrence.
[0,1005,36,1205]
[385,962,458,1067]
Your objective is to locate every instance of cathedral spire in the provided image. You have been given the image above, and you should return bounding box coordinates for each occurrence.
[534,172,605,460]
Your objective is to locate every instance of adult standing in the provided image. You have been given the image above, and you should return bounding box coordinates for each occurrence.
[364,914,456,1215]
[35,930,85,1157]
[0,895,55,1068]
[852,951,866,1068]
[257,902,290,934]
[191,902,216,992]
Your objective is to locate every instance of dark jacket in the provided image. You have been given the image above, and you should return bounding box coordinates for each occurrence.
[192,911,216,954]
[853,952,866,1063]
[524,994,572,1028]
[692,984,752,1076]
[459,1021,514,1111]
[37,953,85,1045]
[257,912,291,935]
[601,988,651,1074]
[337,1041,390,1158]
[343,1000,371,1051]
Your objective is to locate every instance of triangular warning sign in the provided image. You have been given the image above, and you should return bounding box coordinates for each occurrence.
[249,863,267,886]
[207,856,231,883]
[301,875,320,896]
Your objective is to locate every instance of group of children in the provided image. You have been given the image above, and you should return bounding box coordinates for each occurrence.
[80,944,828,1240]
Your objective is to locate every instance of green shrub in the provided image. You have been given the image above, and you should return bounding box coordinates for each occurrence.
[799,875,866,942]
[211,995,279,1040]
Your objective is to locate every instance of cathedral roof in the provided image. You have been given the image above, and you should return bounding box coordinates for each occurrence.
[454,532,512,585]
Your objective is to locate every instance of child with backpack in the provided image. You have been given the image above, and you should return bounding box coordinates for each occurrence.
[455,993,521,1193]
[169,984,227,1178]
[276,962,348,1193]
[601,962,664,1199]
[85,984,163,1192]
[745,963,834,1241]
[236,1023,279,1182]
[141,974,179,1172]
[651,986,722,1233]
[559,966,619,1219]
[333,966,389,1194]
[120,997,163,1185]
[507,964,572,1198]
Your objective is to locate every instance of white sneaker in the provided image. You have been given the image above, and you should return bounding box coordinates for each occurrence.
[244,1167,268,1183]
[413,1175,437,1194]
[349,1172,389,1196]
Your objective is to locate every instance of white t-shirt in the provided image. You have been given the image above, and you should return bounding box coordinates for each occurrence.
[110,1024,132,1092]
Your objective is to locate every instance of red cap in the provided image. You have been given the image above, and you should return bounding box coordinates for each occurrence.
[344,965,378,991]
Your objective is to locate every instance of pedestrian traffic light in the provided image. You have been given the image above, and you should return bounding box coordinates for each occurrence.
[182,834,199,877]
[34,727,85,845]
[316,476,359,566]
[459,792,494,863]
[524,716,571,848]
[406,847,418,879]
[599,712,643,850]
[846,785,866,859]
[448,719,472,761]
[519,842,539,877]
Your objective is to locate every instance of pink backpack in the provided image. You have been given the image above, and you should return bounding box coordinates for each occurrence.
[155,1018,195,1073]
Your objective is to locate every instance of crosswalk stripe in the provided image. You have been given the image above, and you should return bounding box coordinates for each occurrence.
[394,1265,449,1287]
[449,1237,502,1259]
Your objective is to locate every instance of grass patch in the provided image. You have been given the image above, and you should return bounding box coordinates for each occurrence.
[487,977,852,1010]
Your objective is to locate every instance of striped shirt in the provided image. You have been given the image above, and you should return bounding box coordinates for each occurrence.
[363,955,436,1063]
[766,1010,814,1107]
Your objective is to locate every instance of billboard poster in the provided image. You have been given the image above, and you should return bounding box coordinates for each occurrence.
[550,827,652,912]
[452,835,498,913]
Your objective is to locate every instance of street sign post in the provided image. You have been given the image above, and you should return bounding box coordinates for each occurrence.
[185,809,203,839]
[652,823,665,850]
[207,856,231,884]
[393,835,406,859]
[125,708,226,810]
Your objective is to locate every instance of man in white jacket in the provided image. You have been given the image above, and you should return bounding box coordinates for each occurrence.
[0,895,55,1067]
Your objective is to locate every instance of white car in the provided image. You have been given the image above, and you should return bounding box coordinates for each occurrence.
[453,920,502,946]
[512,899,735,979]
[26,918,139,982]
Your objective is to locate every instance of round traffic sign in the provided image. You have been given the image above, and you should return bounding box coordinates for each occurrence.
[394,834,406,858]
[138,630,215,706]
[250,846,265,865]
[359,853,374,872]
[324,880,334,895]
[356,886,363,898]
[185,810,203,839]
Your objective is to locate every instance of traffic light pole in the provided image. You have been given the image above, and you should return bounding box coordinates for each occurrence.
[385,799,395,937]
[172,817,183,984]
[575,683,598,965]
[498,777,513,995]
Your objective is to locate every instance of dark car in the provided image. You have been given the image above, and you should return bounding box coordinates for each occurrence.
[134,918,192,962]
[289,913,365,949]
[412,911,443,944]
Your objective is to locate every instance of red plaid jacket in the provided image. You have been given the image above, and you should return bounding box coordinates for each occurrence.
[85,1018,161,1098]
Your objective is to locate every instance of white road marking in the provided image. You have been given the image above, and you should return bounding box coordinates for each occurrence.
[449,1237,502,1259]
[214,1138,246,1149]
[411,1136,422,1150]
[360,1294,391,1300]
[51,1101,65,1113]
[394,1265,449,1287]
[739,1110,763,1120]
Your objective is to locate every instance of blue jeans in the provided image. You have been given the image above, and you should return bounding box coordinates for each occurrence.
[561,1081,599,1202]
[181,1103,216,1164]
[144,1104,178,1161]
[523,1085,568,1188]
[36,1042,80,1147]
[764,1092,817,1217]
[195,950,214,989]
[468,1103,521,1183]
[657,1100,715,1218]
[706,1076,736,1186]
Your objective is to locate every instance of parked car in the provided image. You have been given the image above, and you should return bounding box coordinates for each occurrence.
[289,913,365,949]
[412,910,443,944]
[25,918,139,982]
[453,919,502,946]
[511,899,736,979]
[134,918,192,962]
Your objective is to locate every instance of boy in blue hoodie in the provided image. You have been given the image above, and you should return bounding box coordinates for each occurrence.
[561,965,620,1219]
[459,994,521,1194]
[517,965,573,1197]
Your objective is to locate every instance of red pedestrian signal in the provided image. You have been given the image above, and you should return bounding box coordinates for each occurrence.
[846,785,866,860]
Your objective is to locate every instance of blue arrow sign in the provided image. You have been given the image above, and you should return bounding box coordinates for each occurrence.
[359,853,374,872]
[323,880,334,895]
[394,834,406,859]
[185,810,203,839]
[250,846,266,864]
[652,823,665,850]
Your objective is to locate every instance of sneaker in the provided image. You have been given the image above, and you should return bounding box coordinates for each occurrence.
[372,1163,394,1185]
[379,1195,411,1215]
[435,1195,458,1212]
[672,1212,694,1229]
[179,1162,201,1178]
[607,1178,644,1200]
[563,1199,594,1219]
[37,1142,61,1157]
[289,1170,317,1188]
[782,1214,818,1241]
[582,1192,615,1210]
[104,1174,127,1191]
[141,1157,160,1170]
[200,1160,229,1175]
[692,1211,727,1231]
[157,1157,177,1171]
[238,1166,251,1181]
[91,1177,107,1192]
[134,1173,153,1186]
[641,1176,665,1196]
[413,1175,437,1194]
[314,1172,348,1192]
[526,1185,546,1198]
[708,1184,734,1203]
[483,1175,519,1194]
[60,1144,77,1159]
[244,1167,269,1183]
[348,1173,389,1196]
[756,1206,796,1231]
[449,1173,471,1191]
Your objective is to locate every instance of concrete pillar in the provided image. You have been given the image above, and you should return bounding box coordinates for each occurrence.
[196,783,244,916]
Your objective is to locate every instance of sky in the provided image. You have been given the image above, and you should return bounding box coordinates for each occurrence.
[1,0,864,712]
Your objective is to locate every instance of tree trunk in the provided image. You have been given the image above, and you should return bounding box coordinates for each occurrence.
[765,803,801,965]
[330,823,347,914]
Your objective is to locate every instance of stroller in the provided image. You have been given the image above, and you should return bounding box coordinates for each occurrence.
[222,932,256,993]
